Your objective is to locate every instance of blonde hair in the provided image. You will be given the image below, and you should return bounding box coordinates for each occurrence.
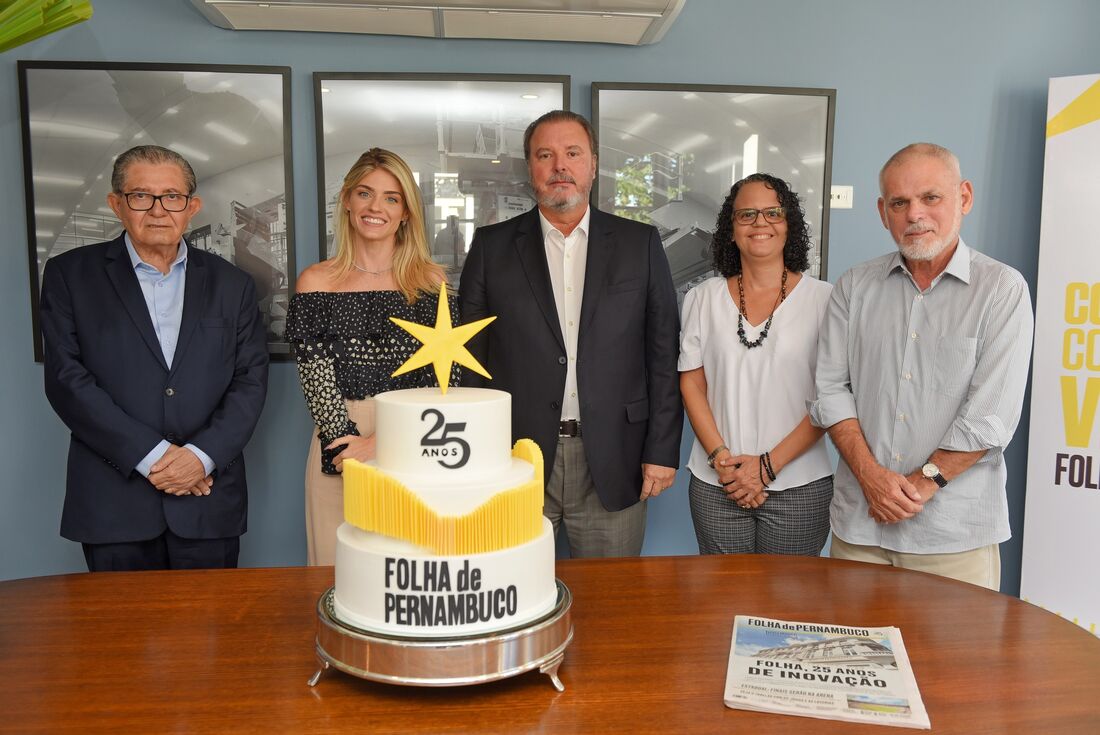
[332,148,444,303]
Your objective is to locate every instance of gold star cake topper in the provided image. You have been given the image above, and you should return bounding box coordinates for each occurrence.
[390,282,495,394]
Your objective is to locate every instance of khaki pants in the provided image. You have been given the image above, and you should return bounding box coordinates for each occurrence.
[829,535,1001,591]
[304,399,375,566]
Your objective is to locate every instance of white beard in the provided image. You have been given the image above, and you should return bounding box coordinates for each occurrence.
[897,216,960,262]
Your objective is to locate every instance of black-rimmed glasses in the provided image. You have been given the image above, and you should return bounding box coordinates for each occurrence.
[733,206,786,225]
[122,192,192,212]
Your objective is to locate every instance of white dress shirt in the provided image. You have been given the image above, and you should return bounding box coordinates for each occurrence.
[539,207,591,422]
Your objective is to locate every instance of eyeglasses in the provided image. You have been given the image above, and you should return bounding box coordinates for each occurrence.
[733,206,786,225]
[122,192,192,212]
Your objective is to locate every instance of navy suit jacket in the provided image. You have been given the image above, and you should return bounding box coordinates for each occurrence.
[459,207,683,512]
[40,235,269,544]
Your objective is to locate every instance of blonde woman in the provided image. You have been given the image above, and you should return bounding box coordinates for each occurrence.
[286,148,456,565]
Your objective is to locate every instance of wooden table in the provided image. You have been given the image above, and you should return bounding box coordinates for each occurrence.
[1,555,1097,733]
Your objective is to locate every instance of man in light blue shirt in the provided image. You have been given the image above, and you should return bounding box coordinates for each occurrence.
[810,143,1033,590]
[126,235,216,484]
[42,145,268,571]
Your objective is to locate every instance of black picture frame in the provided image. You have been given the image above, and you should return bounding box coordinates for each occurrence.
[18,61,296,360]
[592,82,836,294]
[313,72,569,281]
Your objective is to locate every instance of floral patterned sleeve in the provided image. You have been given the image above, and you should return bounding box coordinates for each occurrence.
[285,293,359,475]
[447,293,462,387]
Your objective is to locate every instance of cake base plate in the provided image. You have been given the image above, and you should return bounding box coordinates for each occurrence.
[309,579,573,690]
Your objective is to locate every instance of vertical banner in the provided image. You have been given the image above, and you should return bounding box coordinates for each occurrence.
[1020,73,1100,635]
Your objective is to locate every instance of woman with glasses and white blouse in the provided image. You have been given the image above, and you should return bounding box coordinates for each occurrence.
[679,173,834,555]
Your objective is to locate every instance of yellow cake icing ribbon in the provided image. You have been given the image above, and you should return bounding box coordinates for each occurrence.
[343,439,544,555]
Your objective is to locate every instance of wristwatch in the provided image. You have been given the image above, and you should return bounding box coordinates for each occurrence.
[921,462,948,488]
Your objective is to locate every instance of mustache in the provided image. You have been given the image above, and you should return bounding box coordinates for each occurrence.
[904,221,934,235]
[546,174,576,186]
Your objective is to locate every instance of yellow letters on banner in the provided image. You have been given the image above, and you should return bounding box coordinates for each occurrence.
[1061,283,1100,446]
[1061,329,1100,370]
[1064,282,1100,324]
[1061,376,1100,447]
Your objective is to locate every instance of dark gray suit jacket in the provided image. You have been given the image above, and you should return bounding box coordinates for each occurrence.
[459,207,682,511]
[41,235,269,544]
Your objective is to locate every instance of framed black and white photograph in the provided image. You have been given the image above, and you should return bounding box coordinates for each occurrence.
[592,82,836,294]
[18,61,296,360]
[314,73,569,281]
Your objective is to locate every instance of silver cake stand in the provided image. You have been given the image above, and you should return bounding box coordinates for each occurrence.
[309,579,574,691]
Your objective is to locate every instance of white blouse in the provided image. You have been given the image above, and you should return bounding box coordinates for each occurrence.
[679,275,834,490]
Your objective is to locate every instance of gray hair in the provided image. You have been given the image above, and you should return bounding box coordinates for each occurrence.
[879,142,961,194]
[111,145,197,195]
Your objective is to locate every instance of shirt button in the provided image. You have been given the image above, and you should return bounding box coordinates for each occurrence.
[568,320,574,327]
[898,413,906,421]
[558,356,567,365]
[910,332,918,340]
[165,388,175,397]
[894,453,902,461]
[567,287,573,293]
[571,392,576,398]
[916,294,924,301]
[903,372,912,381]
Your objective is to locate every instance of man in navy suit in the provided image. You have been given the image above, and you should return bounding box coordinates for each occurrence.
[460,111,682,557]
[41,145,269,571]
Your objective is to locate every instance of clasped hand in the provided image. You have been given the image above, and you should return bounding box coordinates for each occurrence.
[149,445,212,497]
[860,465,924,523]
[717,453,768,509]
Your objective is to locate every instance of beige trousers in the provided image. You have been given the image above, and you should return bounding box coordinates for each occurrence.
[829,535,1001,591]
[305,399,375,566]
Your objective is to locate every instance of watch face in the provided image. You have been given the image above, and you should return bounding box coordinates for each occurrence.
[922,463,939,478]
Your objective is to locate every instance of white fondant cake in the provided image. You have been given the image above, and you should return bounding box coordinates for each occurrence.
[334,387,558,638]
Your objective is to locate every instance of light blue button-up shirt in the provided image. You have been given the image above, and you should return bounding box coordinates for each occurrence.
[810,241,1034,553]
[125,235,215,480]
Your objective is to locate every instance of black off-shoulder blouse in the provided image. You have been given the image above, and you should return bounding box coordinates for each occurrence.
[285,290,460,474]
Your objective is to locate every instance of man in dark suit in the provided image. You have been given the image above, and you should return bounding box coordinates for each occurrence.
[460,111,682,557]
[41,145,269,571]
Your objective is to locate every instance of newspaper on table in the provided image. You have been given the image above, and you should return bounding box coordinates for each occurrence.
[724,615,930,729]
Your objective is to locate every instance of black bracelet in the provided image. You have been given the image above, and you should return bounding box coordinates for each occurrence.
[758,455,770,488]
[762,451,777,482]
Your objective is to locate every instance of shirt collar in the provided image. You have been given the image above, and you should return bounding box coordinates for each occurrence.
[538,206,590,241]
[885,238,972,286]
[124,233,187,271]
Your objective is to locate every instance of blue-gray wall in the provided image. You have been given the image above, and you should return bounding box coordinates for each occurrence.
[3,0,1098,593]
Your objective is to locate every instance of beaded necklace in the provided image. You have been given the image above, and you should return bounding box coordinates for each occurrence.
[736,269,788,349]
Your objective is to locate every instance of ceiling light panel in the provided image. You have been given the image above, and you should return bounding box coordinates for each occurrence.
[191,1,685,45]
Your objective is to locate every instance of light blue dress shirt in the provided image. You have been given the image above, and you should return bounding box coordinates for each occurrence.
[125,235,216,480]
[810,241,1034,553]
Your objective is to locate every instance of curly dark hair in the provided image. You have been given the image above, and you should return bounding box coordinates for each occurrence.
[710,173,811,277]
